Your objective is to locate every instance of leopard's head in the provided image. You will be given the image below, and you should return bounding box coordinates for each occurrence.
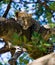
[15,11,33,30]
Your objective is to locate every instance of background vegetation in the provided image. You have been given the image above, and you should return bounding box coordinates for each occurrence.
[0,0,55,65]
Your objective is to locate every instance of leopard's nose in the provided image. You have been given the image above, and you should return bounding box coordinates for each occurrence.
[24,20,27,25]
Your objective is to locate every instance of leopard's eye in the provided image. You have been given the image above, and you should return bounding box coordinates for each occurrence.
[22,17,24,20]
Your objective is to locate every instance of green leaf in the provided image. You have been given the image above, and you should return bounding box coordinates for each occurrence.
[0,62,2,65]
[44,43,51,47]
[23,35,28,43]
[49,23,55,28]
[10,32,19,45]
[51,35,55,43]
[3,0,10,3]
[46,12,52,23]
[49,2,55,11]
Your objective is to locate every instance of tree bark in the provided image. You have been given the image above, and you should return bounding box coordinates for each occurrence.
[27,53,55,65]
[0,47,16,54]
[3,0,12,18]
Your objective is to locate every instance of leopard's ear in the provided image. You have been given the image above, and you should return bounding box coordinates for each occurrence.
[15,11,19,18]
[15,11,25,18]
[15,11,32,19]
[28,14,32,17]
[15,11,21,20]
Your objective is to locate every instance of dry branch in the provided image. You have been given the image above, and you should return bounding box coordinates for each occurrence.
[27,52,55,65]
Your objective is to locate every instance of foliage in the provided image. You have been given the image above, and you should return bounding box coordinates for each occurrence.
[51,34,55,43]
[10,32,28,46]
[49,2,55,11]
[36,4,43,17]
[10,32,20,45]
[9,32,52,59]
[16,52,33,65]
[35,1,55,28]
[45,10,55,28]
[18,53,29,65]
[0,62,2,65]
[46,11,52,23]
[3,0,10,4]
[0,0,55,64]
[49,23,55,28]
[26,32,51,59]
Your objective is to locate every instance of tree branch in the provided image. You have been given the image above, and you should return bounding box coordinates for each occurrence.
[0,47,16,54]
[37,0,55,14]
[3,0,12,18]
[8,50,23,65]
[0,0,3,2]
